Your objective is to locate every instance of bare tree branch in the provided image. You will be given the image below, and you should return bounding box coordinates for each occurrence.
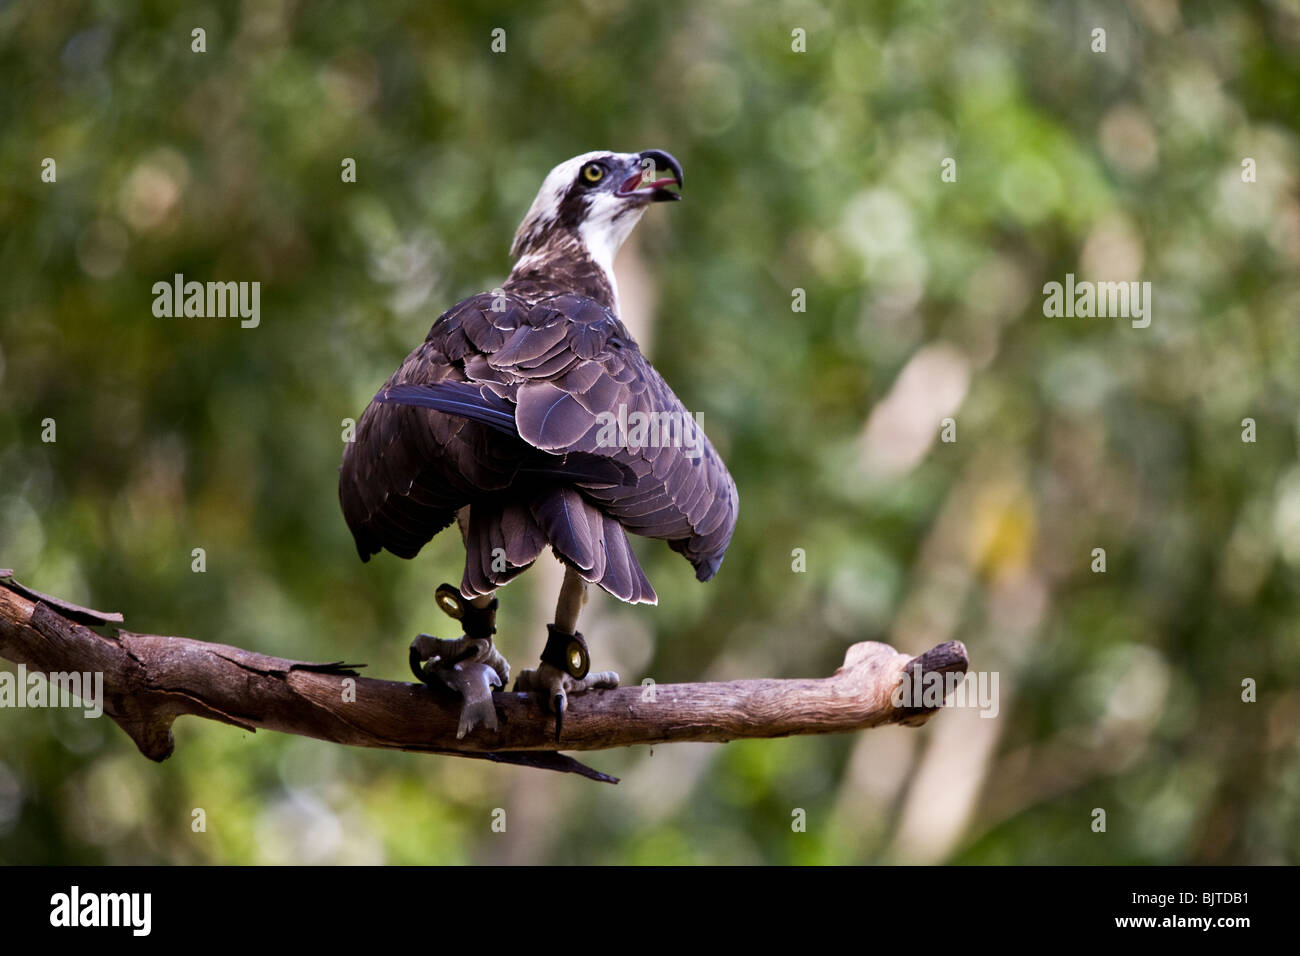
[0,573,968,784]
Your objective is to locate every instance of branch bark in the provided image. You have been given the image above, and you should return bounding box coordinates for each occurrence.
[0,572,968,784]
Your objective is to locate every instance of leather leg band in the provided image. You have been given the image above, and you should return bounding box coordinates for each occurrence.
[459,597,498,641]
[435,583,498,642]
[540,624,590,680]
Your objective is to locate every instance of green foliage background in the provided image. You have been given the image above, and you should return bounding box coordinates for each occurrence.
[2,0,1298,864]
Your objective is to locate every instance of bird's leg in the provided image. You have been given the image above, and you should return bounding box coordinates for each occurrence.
[409,587,510,681]
[408,509,511,738]
[514,564,620,741]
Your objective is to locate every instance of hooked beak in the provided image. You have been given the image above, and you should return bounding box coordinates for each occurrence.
[616,149,684,203]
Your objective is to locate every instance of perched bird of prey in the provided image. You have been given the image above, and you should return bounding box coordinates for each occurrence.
[339,149,737,739]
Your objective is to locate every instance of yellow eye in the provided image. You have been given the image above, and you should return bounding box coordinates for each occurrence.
[581,162,605,184]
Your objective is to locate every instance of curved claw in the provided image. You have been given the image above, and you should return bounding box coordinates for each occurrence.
[553,691,567,742]
[410,643,429,682]
[515,662,620,742]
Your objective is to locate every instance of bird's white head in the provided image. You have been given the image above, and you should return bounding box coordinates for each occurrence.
[509,149,683,301]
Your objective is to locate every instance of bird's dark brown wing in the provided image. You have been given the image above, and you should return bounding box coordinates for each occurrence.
[339,291,738,604]
[338,319,516,564]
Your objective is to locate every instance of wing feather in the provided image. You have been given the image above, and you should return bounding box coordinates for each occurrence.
[339,289,738,599]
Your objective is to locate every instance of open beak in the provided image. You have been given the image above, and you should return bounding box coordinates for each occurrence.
[617,149,684,202]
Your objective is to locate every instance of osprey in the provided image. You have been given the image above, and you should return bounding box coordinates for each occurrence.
[339,149,738,740]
